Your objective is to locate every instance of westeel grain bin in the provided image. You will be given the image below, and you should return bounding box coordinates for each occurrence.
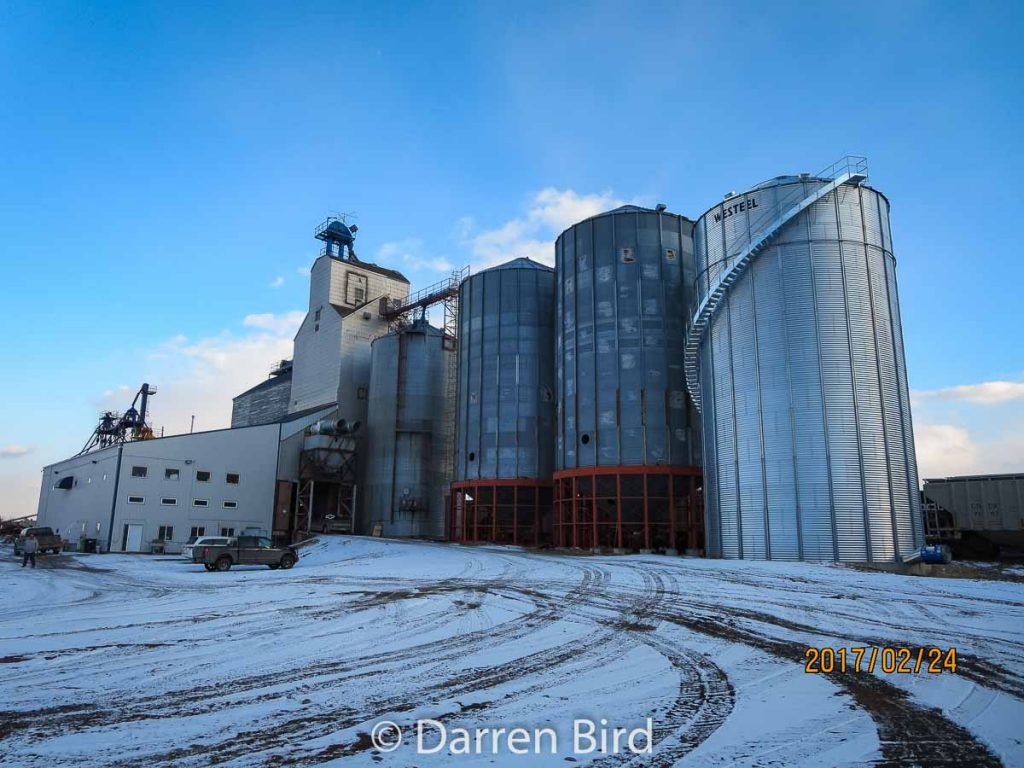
[555,206,702,552]
[365,320,452,538]
[687,157,923,561]
[450,258,555,544]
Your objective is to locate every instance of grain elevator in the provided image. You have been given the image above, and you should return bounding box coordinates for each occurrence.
[39,156,926,563]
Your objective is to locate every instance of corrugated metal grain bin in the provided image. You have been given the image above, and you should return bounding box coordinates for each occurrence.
[556,206,699,469]
[692,162,923,561]
[554,206,703,551]
[450,258,556,544]
[365,320,451,538]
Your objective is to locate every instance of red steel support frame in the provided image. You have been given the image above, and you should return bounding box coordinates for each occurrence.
[616,474,623,550]
[449,479,551,546]
[552,465,703,552]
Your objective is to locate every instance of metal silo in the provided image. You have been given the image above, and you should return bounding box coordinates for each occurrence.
[554,206,703,552]
[687,157,923,562]
[365,319,452,538]
[449,258,555,545]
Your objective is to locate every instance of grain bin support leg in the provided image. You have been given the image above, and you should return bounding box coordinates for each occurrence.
[616,474,623,550]
[643,477,650,550]
[689,478,699,551]
[513,485,518,546]
[669,478,677,551]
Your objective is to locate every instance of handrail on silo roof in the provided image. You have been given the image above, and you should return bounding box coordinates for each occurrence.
[816,155,868,181]
[683,156,869,412]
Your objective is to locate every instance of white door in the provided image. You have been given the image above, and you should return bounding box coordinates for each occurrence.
[125,524,144,552]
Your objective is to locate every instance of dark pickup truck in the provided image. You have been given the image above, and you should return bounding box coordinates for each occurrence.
[192,535,298,572]
[15,527,63,555]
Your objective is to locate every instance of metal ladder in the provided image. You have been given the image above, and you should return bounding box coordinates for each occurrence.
[440,267,466,532]
[683,156,868,412]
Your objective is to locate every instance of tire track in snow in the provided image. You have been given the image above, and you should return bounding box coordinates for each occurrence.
[0,561,611,764]
[0,543,1014,767]
[109,564,624,766]
[648,565,1002,768]
[295,557,732,766]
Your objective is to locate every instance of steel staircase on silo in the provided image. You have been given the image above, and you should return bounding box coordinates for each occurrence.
[683,156,868,412]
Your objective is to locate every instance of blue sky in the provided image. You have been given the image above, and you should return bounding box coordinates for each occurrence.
[2,1,1023,515]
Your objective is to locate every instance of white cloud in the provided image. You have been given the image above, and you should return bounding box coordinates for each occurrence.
[0,469,41,518]
[914,419,1024,480]
[296,266,311,277]
[243,311,305,336]
[912,376,1024,479]
[914,424,979,479]
[369,188,632,280]
[376,238,454,274]
[4,313,305,518]
[269,275,285,289]
[96,311,303,438]
[913,380,1024,405]
[529,188,630,232]
[459,187,629,269]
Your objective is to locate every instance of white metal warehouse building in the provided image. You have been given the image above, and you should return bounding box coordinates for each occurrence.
[37,407,340,553]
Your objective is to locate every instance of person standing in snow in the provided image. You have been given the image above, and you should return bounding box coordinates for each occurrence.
[21,534,38,568]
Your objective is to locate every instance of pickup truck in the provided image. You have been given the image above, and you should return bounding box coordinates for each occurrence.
[192,535,298,572]
[14,526,63,555]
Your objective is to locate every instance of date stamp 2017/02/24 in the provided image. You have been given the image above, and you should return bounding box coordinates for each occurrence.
[804,647,957,674]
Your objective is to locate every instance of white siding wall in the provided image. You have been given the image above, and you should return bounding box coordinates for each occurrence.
[38,425,281,553]
[110,425,281,552]
[289,256,408,414]
[327,262,408,311]
[36,446,121,549]
[290,307,344,412]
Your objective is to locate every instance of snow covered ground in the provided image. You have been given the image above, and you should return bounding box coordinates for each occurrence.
[1,537,1022,767]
